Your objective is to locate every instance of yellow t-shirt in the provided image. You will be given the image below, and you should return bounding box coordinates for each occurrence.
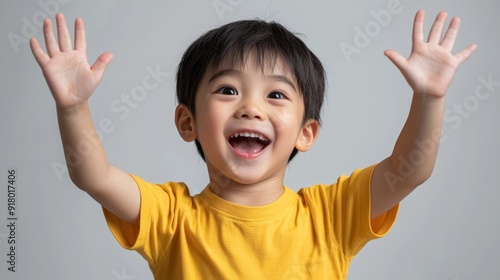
[103,164,399,279]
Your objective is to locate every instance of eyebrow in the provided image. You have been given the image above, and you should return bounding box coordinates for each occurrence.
[208,69,298,92]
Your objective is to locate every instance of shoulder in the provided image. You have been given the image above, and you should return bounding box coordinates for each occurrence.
[298,164,376,194]
[131,174,189,192]
[130,174,195,208]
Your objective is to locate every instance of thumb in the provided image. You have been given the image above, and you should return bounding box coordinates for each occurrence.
[91,52,113,79]
[384,49,407,73]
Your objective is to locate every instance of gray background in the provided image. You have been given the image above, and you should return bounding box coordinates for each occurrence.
[1,0,499,279]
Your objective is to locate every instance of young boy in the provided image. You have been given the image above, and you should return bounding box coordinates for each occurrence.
[30,10,476,279]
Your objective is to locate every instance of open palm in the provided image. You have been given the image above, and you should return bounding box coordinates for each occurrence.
[385,11,477,98]
[30,13,113,110]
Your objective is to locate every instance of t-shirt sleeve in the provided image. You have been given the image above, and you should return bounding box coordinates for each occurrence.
[102,174,191,264]
[317,164,399,258]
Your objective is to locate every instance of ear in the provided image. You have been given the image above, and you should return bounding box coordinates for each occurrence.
[175,105,197,142]
[295,119,319,152]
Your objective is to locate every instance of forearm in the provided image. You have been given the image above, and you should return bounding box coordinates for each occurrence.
[57,102,111,191]
[387,93,445,187]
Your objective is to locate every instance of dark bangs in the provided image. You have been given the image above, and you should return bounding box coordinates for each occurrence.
[176,19,326,161]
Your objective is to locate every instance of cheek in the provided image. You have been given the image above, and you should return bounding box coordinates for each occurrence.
[195,104,225,139]
[272,106,304,132]
[273,101,304,128]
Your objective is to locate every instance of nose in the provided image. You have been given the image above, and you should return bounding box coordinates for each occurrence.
[234,96,266,120]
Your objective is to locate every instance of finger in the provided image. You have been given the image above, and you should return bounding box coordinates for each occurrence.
[384,49,408,72]
[56,13,72,51]
[74,17,86,52]
[43,18,59,57]
[30,37,50,66]
[427,12,447,44]
[454,43,477,64]
[91,52,114,79]
[441,17,460,51]
[412,10,425,44]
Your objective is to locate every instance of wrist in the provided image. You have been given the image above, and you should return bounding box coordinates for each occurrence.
[56,101,90,116]
[413,91,446,105]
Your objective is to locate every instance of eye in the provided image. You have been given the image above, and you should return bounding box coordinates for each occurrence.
[217,86,237,95]
[267,91,285,99]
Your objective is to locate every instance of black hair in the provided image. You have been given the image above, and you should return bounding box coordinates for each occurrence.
[176,19,326,162]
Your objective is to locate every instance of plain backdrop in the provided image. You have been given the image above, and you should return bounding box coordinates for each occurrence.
[1,0,499,279]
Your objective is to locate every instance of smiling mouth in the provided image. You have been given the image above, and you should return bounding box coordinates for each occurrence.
[228,132,270,157]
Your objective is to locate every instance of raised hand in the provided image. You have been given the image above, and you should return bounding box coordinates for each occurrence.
[30,13,113,110]
[384,10,477,99]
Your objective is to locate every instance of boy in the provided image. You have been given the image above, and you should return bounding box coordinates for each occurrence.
[30,10,476,279]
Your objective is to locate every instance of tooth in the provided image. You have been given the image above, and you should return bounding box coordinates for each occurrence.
[229,132,268,141]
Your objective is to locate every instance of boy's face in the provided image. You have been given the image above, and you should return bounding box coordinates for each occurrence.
[177,51,318,187]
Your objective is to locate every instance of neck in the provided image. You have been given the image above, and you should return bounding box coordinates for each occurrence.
[208,174,285,206]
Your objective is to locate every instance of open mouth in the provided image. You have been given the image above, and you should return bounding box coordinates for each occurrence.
[228,131,270,157]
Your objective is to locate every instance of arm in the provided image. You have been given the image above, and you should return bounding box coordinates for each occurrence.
[31,13,140,226]
[370,10,477,219]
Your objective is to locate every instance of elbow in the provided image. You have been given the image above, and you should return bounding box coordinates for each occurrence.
[68,174,88,192]
[66,163,112,193]
[411,162,436,187]
[68,170,105,194]
[413,171,432,187]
